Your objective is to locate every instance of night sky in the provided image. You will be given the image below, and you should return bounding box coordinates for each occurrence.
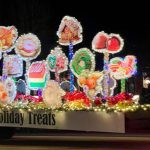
[0,0,150,76]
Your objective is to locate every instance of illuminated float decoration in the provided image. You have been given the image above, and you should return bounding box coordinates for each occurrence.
[27,61,48,90]
[109,55,137,79]
[3,55,23,77]
[0,77,16,104]
[97,74,117,97]
[63,91,91,110]
[15,33,41,61]
[109,55,137,93]
[43,80,65,108]
[15,33,41,94]
[70,48,95,77]
[57,16,82,45]
[47,46,68,82]
[0,82,9,104]
[92,31,124,97]
[77,71,103,100]
[0,26,18,52]
[57,16,83,92]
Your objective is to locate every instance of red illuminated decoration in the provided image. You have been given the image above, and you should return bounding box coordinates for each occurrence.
[92,31,124,54]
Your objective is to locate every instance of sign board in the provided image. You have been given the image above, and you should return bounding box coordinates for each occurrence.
[0,110,125,133]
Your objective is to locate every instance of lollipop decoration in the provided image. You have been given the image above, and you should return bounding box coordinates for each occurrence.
[57,16,83,92]
[0,26,18,52]
[15,33,41,94]
[109,55,137,92]
[70,48,95,77]
[92,31,124,97]
[47,46,68,82]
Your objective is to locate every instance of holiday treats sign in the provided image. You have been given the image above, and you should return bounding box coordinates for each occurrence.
[0,110,125,133]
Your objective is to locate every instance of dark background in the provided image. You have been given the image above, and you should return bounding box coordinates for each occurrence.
[0,0,150,76]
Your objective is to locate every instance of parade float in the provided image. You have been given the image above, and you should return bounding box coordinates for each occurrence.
[0,16,149,138]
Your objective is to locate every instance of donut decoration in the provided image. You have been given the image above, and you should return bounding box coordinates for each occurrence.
[70,48,95,77]
[97,74,117,97]
[57,16,83,46]
[3,55,23,77]
[109,55,137,80]
[92,31,124,54]
[0,78,17,104]
[47,46,68,73]
[77,71,103,100]
[43,80,65,108]
[15,33,41,61]
[27,61,48,90]
[0,26,18,52]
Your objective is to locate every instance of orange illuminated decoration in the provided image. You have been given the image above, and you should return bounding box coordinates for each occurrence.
[0,26,18,52]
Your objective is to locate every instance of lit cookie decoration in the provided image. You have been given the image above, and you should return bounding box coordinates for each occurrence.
[0,77,17,104]
[57,16,83,45]
[77,71,103,99]
[92,31,124,54]
[15,33,41,61]
[47,46,68,82]
[109,55,137,79]
[3,55,23,77]
[70,48,95,77]
[0,26,18,52]
[27,61,48,90]
[43,80,65,108]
